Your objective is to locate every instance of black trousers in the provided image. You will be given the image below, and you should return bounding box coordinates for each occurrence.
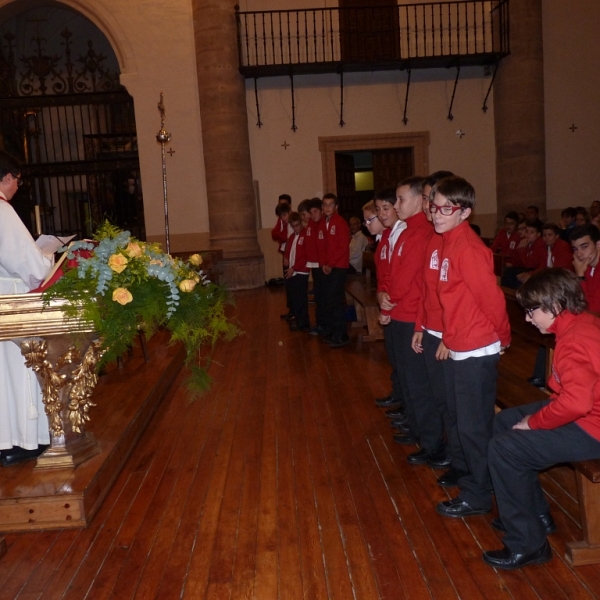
[390,320,443,450]
[422,331,467,470]
[489,401,600,553]
[501,266,532,290]
[312,267,326,329]
[450,353,499,510]
[383,322,403,405]
[286,274,310,329]
[321,267,348,340]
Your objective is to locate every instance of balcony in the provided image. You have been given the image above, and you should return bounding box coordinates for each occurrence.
[236,1,509,78]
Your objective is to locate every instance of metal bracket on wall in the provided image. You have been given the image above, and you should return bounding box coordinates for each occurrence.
[290,71,297,132]
[402,68,412,125]
[339,68,345,127]
[482,62,499,113]
[254,78,263,127]
[447,65,461,121]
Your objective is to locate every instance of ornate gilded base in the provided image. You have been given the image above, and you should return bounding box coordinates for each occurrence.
[35,432,100,470]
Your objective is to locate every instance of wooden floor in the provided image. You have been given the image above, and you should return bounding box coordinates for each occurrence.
[1,286,600,599]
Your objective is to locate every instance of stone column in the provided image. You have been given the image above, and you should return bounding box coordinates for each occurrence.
[494,0,546,226]
[192,0,264,289]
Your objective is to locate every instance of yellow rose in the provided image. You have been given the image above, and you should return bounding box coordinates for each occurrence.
[189,253,203,266]
[150,258,163,266]
[108,253,128,273]
[112,287,133,305]
[179,279,197,292]
[126,242,143,258]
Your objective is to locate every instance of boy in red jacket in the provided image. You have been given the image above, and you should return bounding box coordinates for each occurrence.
[320,193,351,348]
[501,220,546,288]
[430,176,511,519]
[570,224,600,314]
[305,198,326,335]
[379,176,443,464]
[484,269,600,569]
[284,212,310,331]
[491,211,521,260]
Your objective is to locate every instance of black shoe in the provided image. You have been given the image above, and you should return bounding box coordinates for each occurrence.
[391,421,411,434]
[308,326,323,336]
[407,448,434,465]
[436,497,490,518]
[280,311,293,320]
[385,407,405,418]
[527,376,545,388]
[393,432,418,446]
[328,337,350,349]
[427,446,451,468]
[437,467,468,488]
[482,540,552,570]
[375,395,402,408]
[491,513,556,535]
[1,445,48,467]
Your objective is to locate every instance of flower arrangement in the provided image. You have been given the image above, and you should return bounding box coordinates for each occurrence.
[43,221,237,393]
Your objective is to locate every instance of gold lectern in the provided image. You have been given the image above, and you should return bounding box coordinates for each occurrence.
[0,293,103,469]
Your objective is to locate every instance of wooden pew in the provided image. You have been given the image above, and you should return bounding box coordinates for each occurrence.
[345,251,383,342]
[501,287,600,566]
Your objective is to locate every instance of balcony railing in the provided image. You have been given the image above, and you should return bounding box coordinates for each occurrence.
[236,1,509,77]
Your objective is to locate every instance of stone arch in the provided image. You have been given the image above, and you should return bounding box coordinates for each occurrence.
[0,0,136,76]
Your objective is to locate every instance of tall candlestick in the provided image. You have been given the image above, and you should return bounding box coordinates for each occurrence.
[156,92,172,254]
[34,205,41,236]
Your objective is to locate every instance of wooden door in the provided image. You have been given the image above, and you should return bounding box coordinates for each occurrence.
[372,147,414,191]
[339,0,400,62]
[335,152,356,221]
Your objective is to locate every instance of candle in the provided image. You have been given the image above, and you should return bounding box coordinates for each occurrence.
[34,205,41,236]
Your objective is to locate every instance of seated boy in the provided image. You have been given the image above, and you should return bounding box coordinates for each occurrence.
[283,212,310,331]
[491,211,521,261]
[501,220,546,289]
[484,268,600,569]
[570,224,600,314]
[430,176,511,518]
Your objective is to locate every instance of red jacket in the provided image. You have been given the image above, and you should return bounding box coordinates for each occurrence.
[271,218,291,253]
[382,211,432,322]
[415,232,444,333]
[547,238,573,270]
[304,220,320,266]
[529,311,600,442]
[491,229,520,259]
[582,264,600,315]
[513,236,546,270]
[437,221,511,352]
[323,212,350,269]
[375,228,392,294]
[316,218,327,266]
[284,228,309,274]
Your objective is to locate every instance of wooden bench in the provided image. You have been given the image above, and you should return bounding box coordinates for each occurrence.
[345,276,383,342]
[500,287,600,566]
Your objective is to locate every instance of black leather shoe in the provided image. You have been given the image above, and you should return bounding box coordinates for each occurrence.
[437,467,468,488]
[280,311,293,320]
[391,421,411,435]
[491,513,556,535]
[328,337,350,348]
[308,326,323,336]
[375,395,402,408]
[407,448,433,464]
[482,540,552,570]
[436,497,490,518]
[1,445,48,467]
[427,446,451,468]
[385,407,405,418]
[527,376,546,388]
[393,432,418,445]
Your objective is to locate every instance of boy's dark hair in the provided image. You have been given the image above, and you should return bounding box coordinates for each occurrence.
[430,175,476,209]
[308,198,322,211]
[561,207,576,219]
[297,199,310,213]
[275,203,291,217]
[575,206,590,223]
[397,175,424,196]
[525,219,543,234]
[569,224,600,244]
[505,211,519,222]
[516,268,587,316]
[322,192,337,203]
[423,170,454,188]
[375,187,396,204]
[279,193,292,204]
[527,205,540,215]
[288,211,302,225]
[542,222,561,236]
[0,150,21,180]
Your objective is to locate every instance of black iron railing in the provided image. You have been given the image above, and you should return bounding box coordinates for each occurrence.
[236,0,509,76]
